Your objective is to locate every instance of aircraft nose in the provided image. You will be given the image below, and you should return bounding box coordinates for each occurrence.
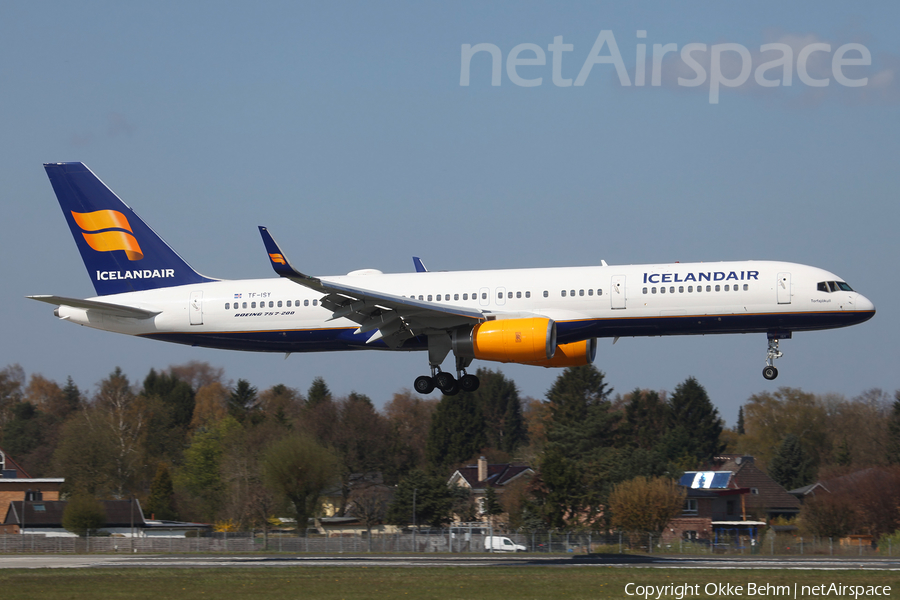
[855,293,875,314]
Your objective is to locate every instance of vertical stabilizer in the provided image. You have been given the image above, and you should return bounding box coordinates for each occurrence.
[44,162,216,296]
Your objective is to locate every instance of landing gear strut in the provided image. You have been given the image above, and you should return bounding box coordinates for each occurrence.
[763,332,789,380]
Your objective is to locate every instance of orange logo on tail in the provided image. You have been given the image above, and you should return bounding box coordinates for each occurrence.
[71,210,144,261]
[269,253,286,265]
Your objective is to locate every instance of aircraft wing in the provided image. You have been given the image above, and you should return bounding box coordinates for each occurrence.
[259,227,486,346]
[27,295,161,319]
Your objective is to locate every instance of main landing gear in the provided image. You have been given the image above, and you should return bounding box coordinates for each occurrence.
[414,368,480,396]
[414,345,480,396]
[762,332,790,380]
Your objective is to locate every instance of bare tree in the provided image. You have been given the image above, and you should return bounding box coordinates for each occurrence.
[349,482,392,550]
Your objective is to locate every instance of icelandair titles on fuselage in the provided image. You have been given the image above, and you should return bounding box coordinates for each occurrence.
[643,270,759,284]
[96,269,176,281]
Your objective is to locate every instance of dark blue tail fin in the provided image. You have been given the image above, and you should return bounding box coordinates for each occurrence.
[44,162,216,296]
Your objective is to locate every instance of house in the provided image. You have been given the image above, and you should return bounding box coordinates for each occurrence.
[2,498,209,538]
[447,456,534,524]
[787,481,830,502]
[704,455,801,521]
[0,446,65,531]
[318,473,399,536]
[663,455,799,545]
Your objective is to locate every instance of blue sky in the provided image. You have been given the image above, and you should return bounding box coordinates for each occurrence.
[2,1,898,424]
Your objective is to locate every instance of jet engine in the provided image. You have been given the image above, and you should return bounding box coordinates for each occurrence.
[528,338,597,367]
[452,318,557,364]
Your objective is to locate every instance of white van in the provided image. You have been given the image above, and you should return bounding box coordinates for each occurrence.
[484,536,527,552]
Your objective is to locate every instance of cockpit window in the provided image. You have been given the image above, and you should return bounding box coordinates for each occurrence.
[818,281,854,293]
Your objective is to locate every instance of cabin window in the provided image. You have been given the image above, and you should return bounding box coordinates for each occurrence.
[561,290,567,297]
[251,302,257,308]
[242,302,248,308]
[225,303,230,310]
[588,289,593,296]
[652,287,657,294]
[277,300,282,307]
[286,300,292,307]
[724,285,729,292]
[570,290,575,297]
[508,291,513,299]
[706,285,712,292]
[543,290,548,298]
[679,286,684,293]
[743,284,749,291]
[497,292,503,299]
[669,287,675,294]
[525,291,531,298]
[428,295,433,301]
[643,287,648,294]
[660,286,666,294]
[598,289,603,296]
[313,299,318,306]
[516,291,521,299]
[482,293,487,300]
[463,293,468,300]
[715,285,721,292]
[579,289,584,297]
[688,286,693,293]
[304,300,310,306]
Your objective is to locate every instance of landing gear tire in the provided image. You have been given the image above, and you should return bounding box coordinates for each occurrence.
[414,375,435,394]
[762,366,778,380]
[459,374,480,393]
[435,372,459,396]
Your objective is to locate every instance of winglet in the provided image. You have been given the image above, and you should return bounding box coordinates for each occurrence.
[258,227,322,288]
[412,257,428,273]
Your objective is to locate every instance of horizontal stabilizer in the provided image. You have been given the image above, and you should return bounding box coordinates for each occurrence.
[27,295,160,319]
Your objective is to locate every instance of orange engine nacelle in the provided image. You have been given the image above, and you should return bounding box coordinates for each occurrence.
[528,338,597,368]
[452,318,557,364]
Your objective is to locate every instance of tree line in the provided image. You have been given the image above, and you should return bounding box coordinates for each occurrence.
[1,361,898,539]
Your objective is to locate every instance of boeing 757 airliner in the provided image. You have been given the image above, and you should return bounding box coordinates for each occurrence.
[30,163,875,395]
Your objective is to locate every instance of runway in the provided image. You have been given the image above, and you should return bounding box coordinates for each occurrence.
[1,553,899,570]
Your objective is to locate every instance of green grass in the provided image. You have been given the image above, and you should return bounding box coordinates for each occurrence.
[0,567,896,600]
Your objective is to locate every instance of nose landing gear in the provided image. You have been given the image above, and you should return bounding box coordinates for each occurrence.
[763,332,790,380]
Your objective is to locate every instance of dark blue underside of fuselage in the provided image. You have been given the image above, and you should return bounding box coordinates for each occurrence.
[140,310,874,354]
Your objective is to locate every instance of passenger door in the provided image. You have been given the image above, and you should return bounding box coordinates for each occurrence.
[777,273,791,305]
[189,291,204,325]
[611,276,626,309]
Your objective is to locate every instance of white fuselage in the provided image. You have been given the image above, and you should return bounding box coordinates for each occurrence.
[55,260,875,356]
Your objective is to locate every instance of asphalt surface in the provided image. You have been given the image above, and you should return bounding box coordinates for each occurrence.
[1,553,899,570]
